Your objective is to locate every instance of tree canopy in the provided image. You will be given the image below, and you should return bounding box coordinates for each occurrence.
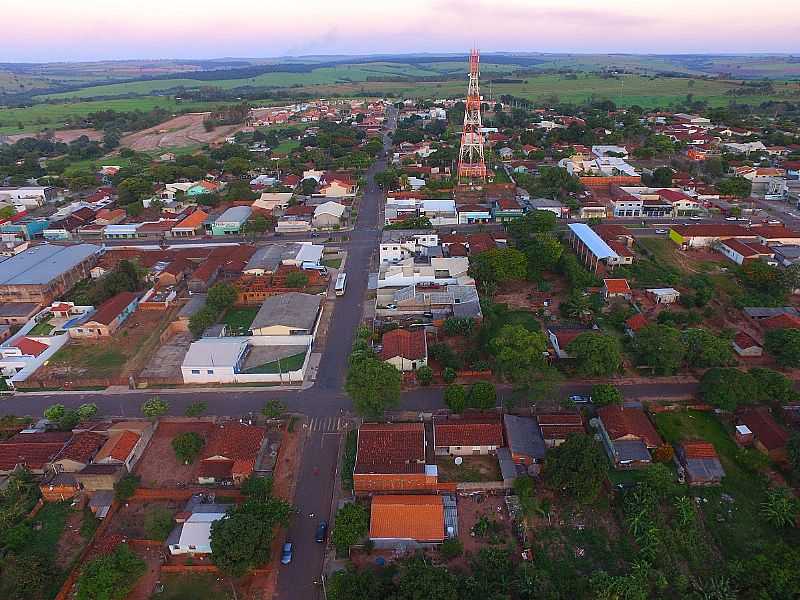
[543,434,608,503]
[345,357,401,419]
[567,332,622,377]
[75,544,146,600]
[631,324,686,375]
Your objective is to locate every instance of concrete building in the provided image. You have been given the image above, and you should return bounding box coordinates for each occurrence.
[211,206,251,236]
[243,243,323,276]
[380,328,428,371]
[0,243,101,305]
[249,292,322,336]
[69,291,139,338]
[0,186,57,209]
[312,201,346,229]
[379,230,439,264]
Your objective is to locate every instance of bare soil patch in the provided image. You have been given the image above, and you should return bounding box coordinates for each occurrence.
[135,421,216,487]
[120,113,242,151]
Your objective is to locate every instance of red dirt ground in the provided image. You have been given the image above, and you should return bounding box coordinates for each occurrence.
[134,421,216,487]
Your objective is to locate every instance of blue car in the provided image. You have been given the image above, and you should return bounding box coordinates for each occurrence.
[281,542,293,565]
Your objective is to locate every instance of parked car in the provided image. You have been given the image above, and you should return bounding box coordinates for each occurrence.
[725,216,737,221]
[281,542,293,565]
[315,521,328,543]
[386,304,397,310]
[655,229,668,234]
[769,219,782,225]
[690,215,701,220]
[569,394,592,404]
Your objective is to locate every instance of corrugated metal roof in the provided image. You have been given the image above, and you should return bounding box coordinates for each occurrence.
[567,223,619,260]
[0,243,100,286]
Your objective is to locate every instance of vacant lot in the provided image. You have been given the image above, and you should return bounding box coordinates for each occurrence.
[222,306,258,335]
[158,573,237,600]
[436,455,502,483]
[135,421,216,487]
[120,112,244,151]
[106,500,181,539]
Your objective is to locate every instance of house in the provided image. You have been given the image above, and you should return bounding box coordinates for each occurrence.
[0,301,39,325]
[312,201,346,229]
[69,291,139,338]
[669,224,755,249]
[319,173,357,198]
[94,430,143,472]
[198,423,266,485]
[757,312,800,332]
[243,243,323,276]
[536,413,585,448]
[186,180,220,197]
[717,239,775,265]
[50,431,106,473]
[433,415,504,456]
[0,431,71,475]
[171,210,208,237]
[603,278,631,299]
[211,206,251,236]
[74,463,126,492]
[732,332,763,357]
[369,495,447,548]
[380,328,427,372]
[547,327,588,359]
[379,230,439,264]
[353,422,436,494]
[249,292,322,337]
[566,223,630,272]
[457,204,492,225]
[677,441,725,485]
[596,404,662,469]
[625,313,648,337]
[40,472,80,502]
[738,407,789,461]
[181,338,249,384]
[647,288,680,305]
[492,197,524,223]
[168,504,232,555]
[503,415,546,466]
[252,192,293,214]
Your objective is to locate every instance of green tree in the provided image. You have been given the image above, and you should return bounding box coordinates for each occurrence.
[141,396,169,419]
[468,381,497,410]
[207,283,237,313]
[185,401,207,417]
[75,544,146,600]
[144,507,175,541]
[415,365,433,386]
[650,166,673,187]
[683,328,735,368]
[444,384,467,413]
[442,367,457,384]
[750,367,799,405]
[716,176,752,198]
[591,384,623,406]
[57,409,80,431]
[189,306,216,337]
[77,403,98,421]
[543,434,608,503]
[345,357,401,419]
[396,554,459,600]
[490,324,548,385]
[567,332,622,377]
[765,328,800,367]
[331,502,369,554]
[285,271,309,288]
[262,399,286,419]
[44,403,65,422]
[468,248,528,287]
[171,432,204,464]
[328,566,388,600]
[439,537,463,560]
[699,368,757,411]
[114,473,140,502]
[223,156,251,177]
[240,475,273,501]
[210,497,293,576]
[632,324,686,375]
[788,433,800,473]
[117,177,153,205]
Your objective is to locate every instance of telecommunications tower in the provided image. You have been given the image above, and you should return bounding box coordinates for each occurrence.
[457,48,486,184]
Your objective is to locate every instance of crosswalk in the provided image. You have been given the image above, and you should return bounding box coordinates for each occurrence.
[305,416,349,433]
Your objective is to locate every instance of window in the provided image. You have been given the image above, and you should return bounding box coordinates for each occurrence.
[191,369,200,375]
[207,370,214,374]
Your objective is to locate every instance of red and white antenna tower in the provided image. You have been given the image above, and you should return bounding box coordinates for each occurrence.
[457,48,486,184]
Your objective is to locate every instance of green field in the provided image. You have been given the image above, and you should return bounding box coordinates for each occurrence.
[0,97,224,134]
[158,573,236,600]
[244,351,306,374]
[49,343,128,376]
[222,307,258,335]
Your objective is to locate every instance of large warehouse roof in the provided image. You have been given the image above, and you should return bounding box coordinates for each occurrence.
[0,244,100,286]
[567,223,619,260]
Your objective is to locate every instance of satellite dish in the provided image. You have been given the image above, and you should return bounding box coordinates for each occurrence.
[454,456,463,465]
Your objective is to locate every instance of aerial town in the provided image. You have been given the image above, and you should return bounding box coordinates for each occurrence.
[1,6,800,599]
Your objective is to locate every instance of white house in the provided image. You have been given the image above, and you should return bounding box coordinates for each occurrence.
[380,230,439,263]
[168,509,229,555]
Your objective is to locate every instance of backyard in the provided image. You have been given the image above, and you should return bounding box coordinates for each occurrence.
[243,351,306,374]
[222,307,258,336]
[156,573,237,600]
[436,455,502,483]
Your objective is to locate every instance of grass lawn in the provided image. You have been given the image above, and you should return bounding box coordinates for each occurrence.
[222,307,258,335]
[244,351,306,374]
[436,455,502,483]
[272,139,300,154]
[49,342,127,377]
[616,238,683,287]
[28,317,55,336]
[158,573,236,600]
[653,410,800,559]
[322,257,342,269]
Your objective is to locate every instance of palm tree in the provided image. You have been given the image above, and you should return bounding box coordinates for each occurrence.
[693,575,737,600]
[760,487,798,528]
[673,496,696,528]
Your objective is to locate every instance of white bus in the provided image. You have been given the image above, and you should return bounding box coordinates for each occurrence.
[335,273,347,296]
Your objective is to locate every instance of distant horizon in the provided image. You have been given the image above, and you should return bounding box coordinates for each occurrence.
[2,0,798,62]
[3,50,800,67]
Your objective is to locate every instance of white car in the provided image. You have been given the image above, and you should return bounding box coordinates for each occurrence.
[690,215,702,220]
[769,220,782,225]
[725,216,737,221]
[655,229,668,234]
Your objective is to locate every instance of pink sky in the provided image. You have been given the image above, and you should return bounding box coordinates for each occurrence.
[3,0,798,61]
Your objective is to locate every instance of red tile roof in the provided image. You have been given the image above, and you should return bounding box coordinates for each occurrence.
[355,423,425,474]
[55,432,106,464]
[603,278,631,294]
[0,432,71,471]
[682,441,719,460]
[174,209,208,230]
[536,413,585,439]
[96,430,140,462]
[721,238,773,258]
[626,314,648,332]
[380,328,427,361]
[370,495,444,542]
[760,313,800,331]
[733,331,760,349]
[13,337,49,357]
[598,405,662,448]
[90,291,138,326]
[739,407,789,452]
[434,417,504,448]
[201,423,265,478]
[671,224,752,239]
